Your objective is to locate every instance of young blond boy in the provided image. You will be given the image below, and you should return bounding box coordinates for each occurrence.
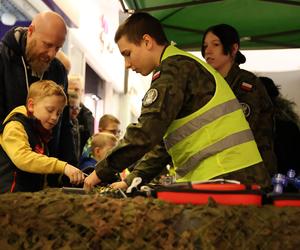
[0,80,85,193]
[79,114,120,170]
[80,132,117,174]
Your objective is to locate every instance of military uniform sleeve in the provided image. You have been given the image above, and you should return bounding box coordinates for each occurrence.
[253,77,274,133]
[250,77,276,175]
[95,57,193,182]
[227,68,274,140]
[240,77,273,134]
[235,76,274,146]
[124,141,172,186]
[2,121,67,174]
[228,68,276,175]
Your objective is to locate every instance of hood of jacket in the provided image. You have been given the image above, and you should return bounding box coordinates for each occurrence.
[3,106,28,124]
[1,27,27,57]
[2,105,53,143]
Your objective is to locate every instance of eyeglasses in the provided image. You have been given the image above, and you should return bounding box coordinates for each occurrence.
[70,106,81,111]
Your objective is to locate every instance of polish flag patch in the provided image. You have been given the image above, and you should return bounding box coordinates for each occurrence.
[240,82,253,92]
[152,71,161,81]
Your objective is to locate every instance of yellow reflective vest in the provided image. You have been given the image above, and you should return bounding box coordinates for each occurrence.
[163,46,262,182]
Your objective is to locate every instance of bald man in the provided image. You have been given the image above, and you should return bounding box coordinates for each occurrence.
[0,11,77,184]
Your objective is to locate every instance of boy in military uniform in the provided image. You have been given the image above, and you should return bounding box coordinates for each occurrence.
[84,12,271,191]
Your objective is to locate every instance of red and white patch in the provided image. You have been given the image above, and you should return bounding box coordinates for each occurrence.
[152,71,161,81]
[240,82,253,92]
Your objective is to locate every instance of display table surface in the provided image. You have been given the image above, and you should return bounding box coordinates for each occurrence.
[0,188,299,249]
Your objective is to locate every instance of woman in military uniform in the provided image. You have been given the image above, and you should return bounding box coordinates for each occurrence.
[201,24,277,178]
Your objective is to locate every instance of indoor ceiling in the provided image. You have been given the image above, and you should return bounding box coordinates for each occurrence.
[0,0,37,22]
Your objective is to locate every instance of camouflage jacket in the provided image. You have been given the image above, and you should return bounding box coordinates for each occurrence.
[124,63,276,186]
[225,64,277,176]
[95,53,217,183]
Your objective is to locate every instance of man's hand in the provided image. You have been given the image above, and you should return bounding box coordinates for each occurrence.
[64,164,85,185]
[110,181,128,190]
[84,170,101,192]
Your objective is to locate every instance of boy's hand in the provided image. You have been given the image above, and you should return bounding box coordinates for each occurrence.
[110,181,128,190]
[83,170,101,192]
[64,164,85,185]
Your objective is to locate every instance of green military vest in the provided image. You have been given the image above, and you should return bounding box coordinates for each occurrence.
[162,45,262,182]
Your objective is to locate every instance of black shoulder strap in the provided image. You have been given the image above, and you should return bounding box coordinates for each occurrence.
[0,113,40,148]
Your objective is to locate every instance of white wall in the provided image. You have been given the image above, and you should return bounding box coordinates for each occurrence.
[192,49,300,117]
[67,0,125,93]
[242,49,300,117]
[255,70,300,116]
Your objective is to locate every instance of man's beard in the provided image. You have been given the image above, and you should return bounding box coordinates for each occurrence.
[25,39,50,76]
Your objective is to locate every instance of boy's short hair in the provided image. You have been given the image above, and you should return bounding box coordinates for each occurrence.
[91,132,117,153]
[114,12,168,46]
[27,80,67,105]
[68,75,83,90]
[99,114,120,129]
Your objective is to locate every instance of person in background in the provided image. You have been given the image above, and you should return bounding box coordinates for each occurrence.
[68,75,94,153]
[79,114,120,169]
[0,80,84,193]
[84,12,271,191]
[80,132,117,175]
[68,91,82,164]
[259,76,300,175]
[201,23,277,178]
[0,11,77,183]
[55,54,94,164]
[98,114,121,137]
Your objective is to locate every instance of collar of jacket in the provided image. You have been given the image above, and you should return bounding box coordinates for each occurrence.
[2,27,27,57]
[225,63,241,88]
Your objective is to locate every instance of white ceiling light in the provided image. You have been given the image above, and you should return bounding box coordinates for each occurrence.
[1,12,16,25]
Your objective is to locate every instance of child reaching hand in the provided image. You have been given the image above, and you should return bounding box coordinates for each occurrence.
[0,80,85,193]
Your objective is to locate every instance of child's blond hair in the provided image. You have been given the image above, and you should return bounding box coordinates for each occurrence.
[27,80,67,105]
[68,75,84,92]
[98,114,120,129]
[91,132,117,153]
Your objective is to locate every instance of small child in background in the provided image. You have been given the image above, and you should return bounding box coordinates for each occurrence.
[0,80,85,193]
[80,114,121,168]
[80,132,117,174]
